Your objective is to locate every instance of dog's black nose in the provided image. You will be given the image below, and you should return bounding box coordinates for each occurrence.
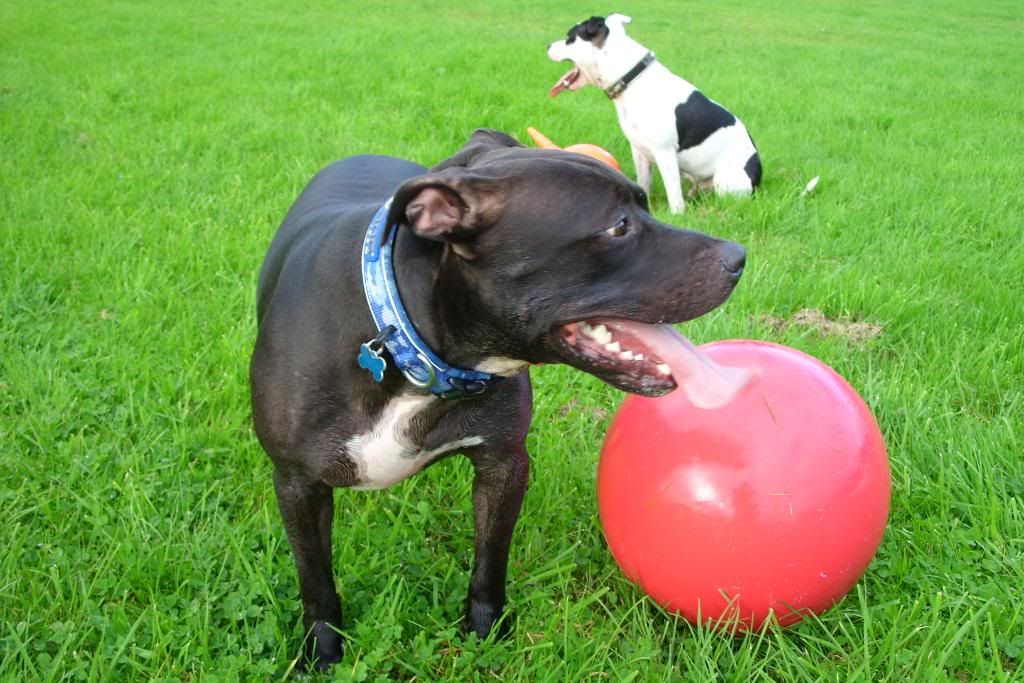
[720,242,746,276]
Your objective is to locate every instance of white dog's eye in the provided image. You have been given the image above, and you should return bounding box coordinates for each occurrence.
[604,217,630,237]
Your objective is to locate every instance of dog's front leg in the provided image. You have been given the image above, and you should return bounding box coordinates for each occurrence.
[464,444,530,639]
[272,467,344,670]
[654,150,686,213]
[630,144,654,195]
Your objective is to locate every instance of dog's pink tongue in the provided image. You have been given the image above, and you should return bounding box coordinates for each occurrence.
[639,323,752,409]
[549,67,578,97]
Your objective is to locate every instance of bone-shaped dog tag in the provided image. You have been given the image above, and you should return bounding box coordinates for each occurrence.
[358,342,387,382]
[358,326,395,382]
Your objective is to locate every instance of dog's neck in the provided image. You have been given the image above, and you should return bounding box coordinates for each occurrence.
[587,36,652,90]
[391,226,445,353]
[392,226,520,379]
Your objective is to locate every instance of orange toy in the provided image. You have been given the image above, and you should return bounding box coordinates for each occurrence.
[527,127,621,172]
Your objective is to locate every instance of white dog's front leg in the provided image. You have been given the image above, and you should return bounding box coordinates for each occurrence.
[631,145,653,195]
[654,150,685,213]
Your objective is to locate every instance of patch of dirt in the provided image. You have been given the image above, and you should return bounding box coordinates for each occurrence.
[557,396,609,420]
[558,397,580,417]
[759,308,883,344]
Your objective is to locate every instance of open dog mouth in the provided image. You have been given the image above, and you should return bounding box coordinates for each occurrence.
[549,67,581,97]
[553,318,753,405]
[556,319,675,395]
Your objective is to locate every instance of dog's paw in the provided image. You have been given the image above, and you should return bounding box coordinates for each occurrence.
[297,621,344,673]
[463,599,512,641]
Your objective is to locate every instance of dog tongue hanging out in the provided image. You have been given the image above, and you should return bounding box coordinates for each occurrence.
[548,14,762,213]
[549,65,581,97]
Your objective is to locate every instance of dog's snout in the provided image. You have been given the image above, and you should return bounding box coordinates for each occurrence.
[719,242,746,276]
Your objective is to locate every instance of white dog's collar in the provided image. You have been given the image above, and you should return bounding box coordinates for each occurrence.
[605,51,655,99]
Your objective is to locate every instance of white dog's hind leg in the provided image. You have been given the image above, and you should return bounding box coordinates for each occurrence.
[711,168,754,196]
[654,150,686,213]
[685,173,702,198]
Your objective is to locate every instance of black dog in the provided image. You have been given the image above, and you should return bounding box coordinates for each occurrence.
[250,129,745,670]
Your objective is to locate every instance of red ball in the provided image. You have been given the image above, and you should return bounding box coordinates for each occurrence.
[598,340,890,631]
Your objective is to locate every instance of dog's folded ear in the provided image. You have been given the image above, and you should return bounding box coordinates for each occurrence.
[388,171,505,259]
[389,130,518,257]
[573,17,611,47]
[431,129,523,172]
[605,13,632,28]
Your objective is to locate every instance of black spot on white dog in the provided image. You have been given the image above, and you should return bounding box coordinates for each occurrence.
[674,91,738,152]
[744,152,762,189]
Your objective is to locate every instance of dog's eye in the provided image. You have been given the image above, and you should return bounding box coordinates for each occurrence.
[603,217,630,237]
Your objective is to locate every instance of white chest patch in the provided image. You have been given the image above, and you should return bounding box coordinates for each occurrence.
[346,393,484,491]
[474,356,529,376]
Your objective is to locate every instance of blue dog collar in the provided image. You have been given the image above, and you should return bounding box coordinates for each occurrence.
[359,199,494,398]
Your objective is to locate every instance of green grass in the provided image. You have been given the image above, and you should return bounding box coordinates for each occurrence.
[2,0,1022,680]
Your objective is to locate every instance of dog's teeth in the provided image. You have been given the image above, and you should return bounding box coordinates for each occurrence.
[605,341,621,353]
[592,325,612,344]
[657,363,671,376]
[580,322,593,334]
[634,354,645,361]
[620,350,635,361]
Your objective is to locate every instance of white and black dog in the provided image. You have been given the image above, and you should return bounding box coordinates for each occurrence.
[548,14,761,213]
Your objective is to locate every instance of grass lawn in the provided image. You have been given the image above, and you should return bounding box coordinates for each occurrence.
[2,0,1022,680]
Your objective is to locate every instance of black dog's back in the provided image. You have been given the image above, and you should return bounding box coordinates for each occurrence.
[284,155,426,219]
[257,155,425,320]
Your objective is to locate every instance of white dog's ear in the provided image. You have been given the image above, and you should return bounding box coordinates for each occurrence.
[606,13,632,27]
